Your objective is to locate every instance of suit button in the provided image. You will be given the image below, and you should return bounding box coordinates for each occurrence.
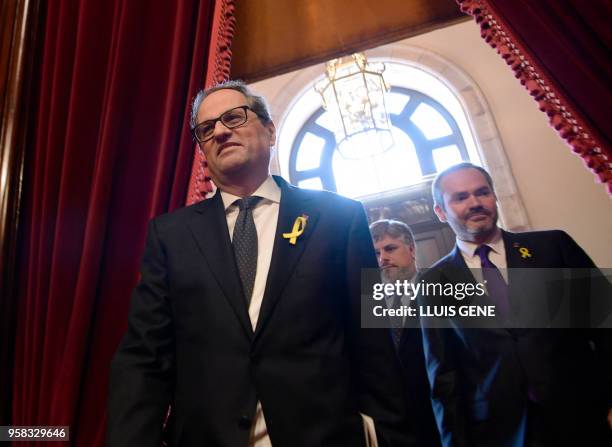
[238,415,251,429]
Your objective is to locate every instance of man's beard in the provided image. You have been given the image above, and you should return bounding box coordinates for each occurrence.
[382,265,415,283]
[463,209,498,236]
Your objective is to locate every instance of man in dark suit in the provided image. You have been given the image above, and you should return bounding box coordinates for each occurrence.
[107,80,414,446]
[419,162,612,447]
[370,219,442,447]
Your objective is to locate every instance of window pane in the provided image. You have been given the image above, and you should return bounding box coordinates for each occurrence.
[432,145,462,172]
[385,91,410,115]
[315,111,338,132]
[296,133,325,171]
[337,128,393,159]
[298,177,323,190]
[332,127,422,198]
[410,103,452,140]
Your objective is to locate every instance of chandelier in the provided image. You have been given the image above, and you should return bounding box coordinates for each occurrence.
[315,53,393,159]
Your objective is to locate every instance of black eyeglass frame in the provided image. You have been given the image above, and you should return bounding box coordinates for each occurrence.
[191,105,257,143]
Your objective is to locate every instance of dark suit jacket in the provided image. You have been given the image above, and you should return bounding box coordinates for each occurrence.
[107,176,414,447]
[396,326,442,447]
[419,230,612,447]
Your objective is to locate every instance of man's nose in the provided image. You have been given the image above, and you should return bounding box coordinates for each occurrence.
[212,120,232,140]
[466,194,483,209]
[379,254,390,267]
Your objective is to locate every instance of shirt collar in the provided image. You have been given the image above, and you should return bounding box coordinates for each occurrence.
[220,175,281,211]
[456,226,503,259]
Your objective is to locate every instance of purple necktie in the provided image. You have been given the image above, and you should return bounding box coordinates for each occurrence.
[475,245,510,320]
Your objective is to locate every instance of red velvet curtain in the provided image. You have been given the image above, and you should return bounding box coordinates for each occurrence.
[10,1,234,445]
[458,0,612,193]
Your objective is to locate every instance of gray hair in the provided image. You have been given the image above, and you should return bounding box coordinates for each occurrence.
[431,162,495,210]
[190,80,273,129]
[369,219,415,246]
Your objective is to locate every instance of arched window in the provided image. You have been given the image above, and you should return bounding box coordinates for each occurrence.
[265,52,529,265]
[279,61,481,200]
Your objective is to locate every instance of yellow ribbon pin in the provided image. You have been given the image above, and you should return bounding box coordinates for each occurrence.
[519,247,532,259]
[283,215,308,245]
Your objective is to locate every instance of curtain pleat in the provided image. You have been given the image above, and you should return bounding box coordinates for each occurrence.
[11,1,234,445]
[186,0,236,204]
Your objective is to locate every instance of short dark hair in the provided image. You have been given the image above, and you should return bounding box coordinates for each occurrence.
[190,80,273,129]
[369,219,415,246]
[432,162,495,210]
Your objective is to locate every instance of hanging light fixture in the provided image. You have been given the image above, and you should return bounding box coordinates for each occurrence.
[315,53,393,159]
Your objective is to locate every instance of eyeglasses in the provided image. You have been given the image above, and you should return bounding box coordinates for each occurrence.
[192,105,255,143]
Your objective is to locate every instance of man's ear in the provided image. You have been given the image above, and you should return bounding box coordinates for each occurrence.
[266,122,276,147]
[434,204,447,223]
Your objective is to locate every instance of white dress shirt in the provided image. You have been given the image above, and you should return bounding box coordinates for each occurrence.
[455,227,508,286]
[221,175,280,447]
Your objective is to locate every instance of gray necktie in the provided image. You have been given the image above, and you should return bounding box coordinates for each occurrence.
[390,295,403,350]
[232,196,261,305]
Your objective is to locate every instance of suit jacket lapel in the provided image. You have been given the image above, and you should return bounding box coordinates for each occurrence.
[503,230,554,327]
[504,230,536,307]
[503,230,540,270]
[447,246,480,286]
[254,177,320,339]
[187,192,253,339]
[503,230,522,269]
